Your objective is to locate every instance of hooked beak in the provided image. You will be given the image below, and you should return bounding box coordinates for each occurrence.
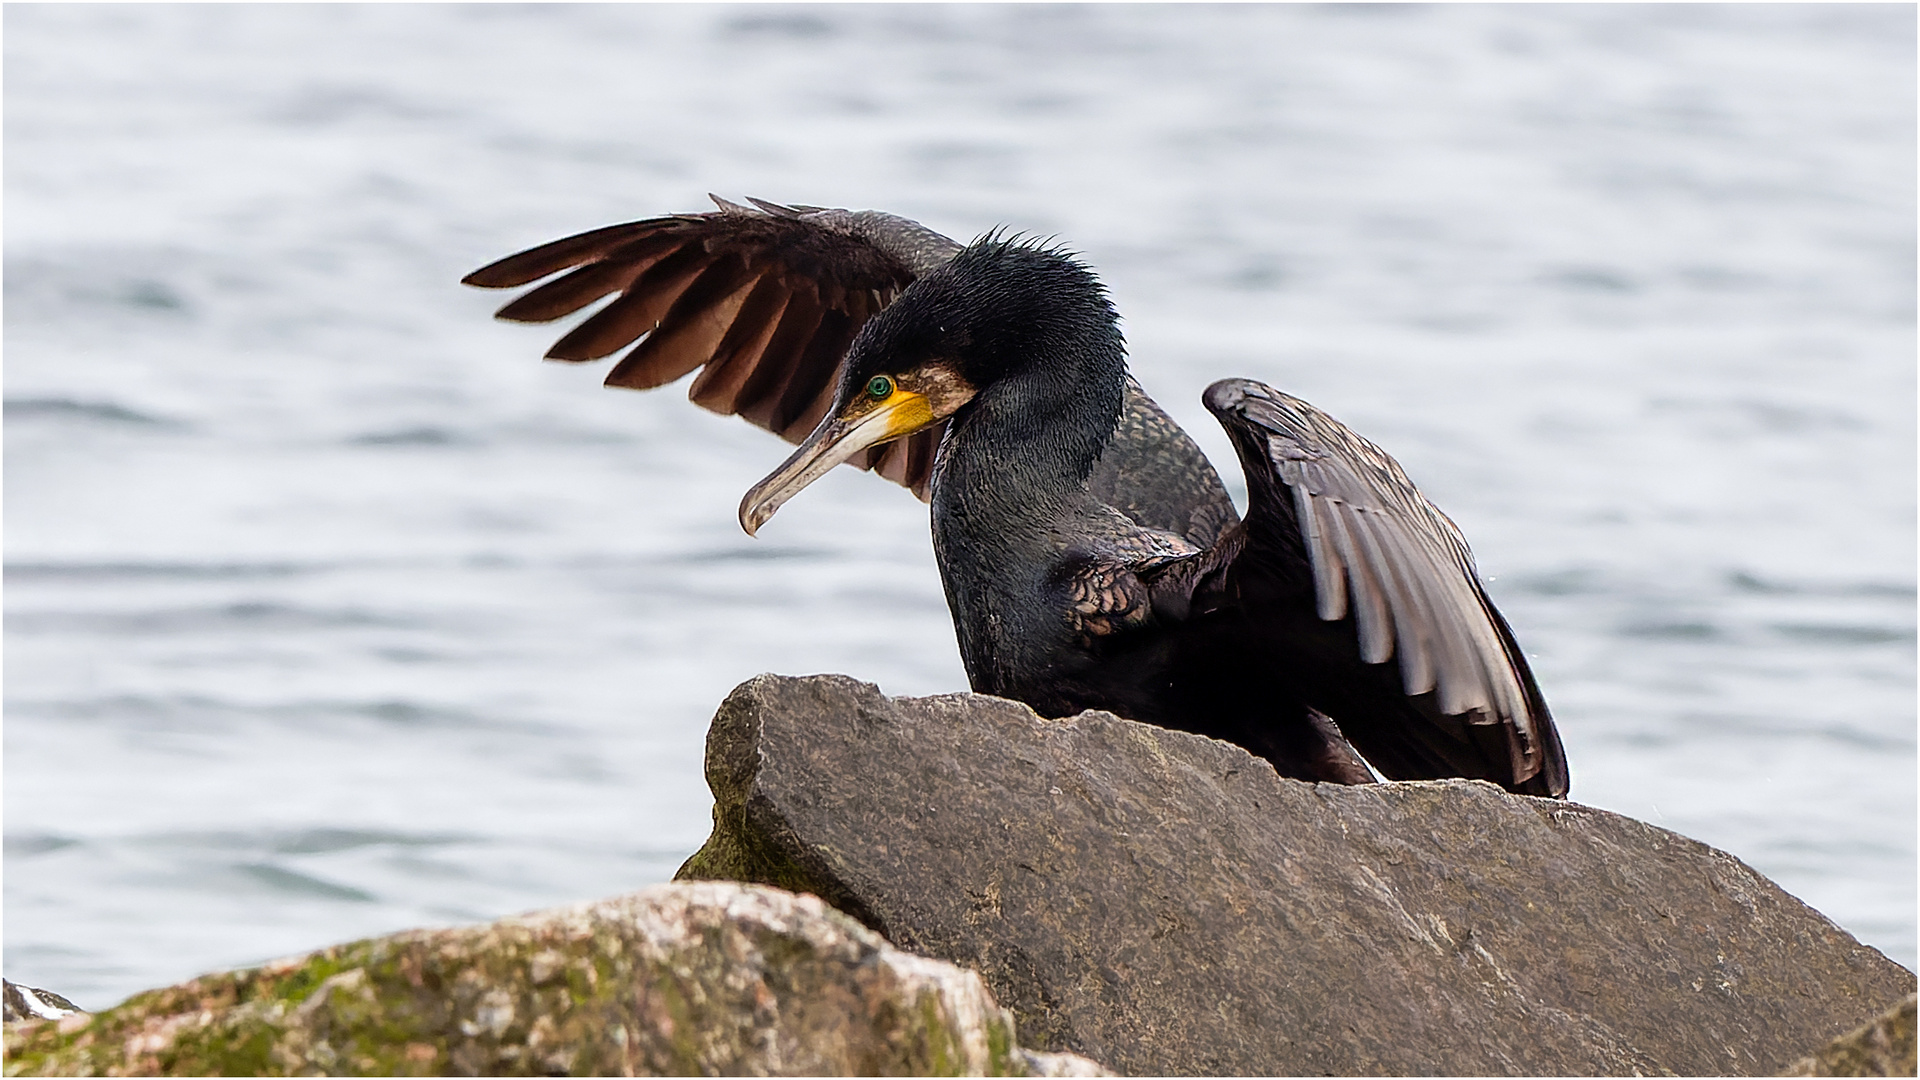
[738,389,937,536]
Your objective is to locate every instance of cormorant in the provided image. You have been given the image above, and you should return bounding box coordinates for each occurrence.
[464,197,1568,798]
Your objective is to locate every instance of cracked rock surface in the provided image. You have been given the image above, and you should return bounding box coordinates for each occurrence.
[2,880,1105,1077]
[678,673,1916,1076]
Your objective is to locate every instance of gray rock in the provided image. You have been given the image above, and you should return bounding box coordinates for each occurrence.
[1785,992,1917,1076]
[3,881,1107,1077]
[679,673,1917,1077]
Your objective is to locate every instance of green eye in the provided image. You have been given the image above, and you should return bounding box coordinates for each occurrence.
[866,375,895,399]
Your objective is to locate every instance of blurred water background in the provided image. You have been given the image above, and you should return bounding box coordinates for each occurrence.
[6,4,1913,1007]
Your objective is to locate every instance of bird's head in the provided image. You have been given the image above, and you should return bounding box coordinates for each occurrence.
[738,236,1123,535]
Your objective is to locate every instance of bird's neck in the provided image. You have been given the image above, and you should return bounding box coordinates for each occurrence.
[932,349,1125,530]
[927,338,1127,696]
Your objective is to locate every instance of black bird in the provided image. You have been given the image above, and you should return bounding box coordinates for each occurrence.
[464,197,1569,798]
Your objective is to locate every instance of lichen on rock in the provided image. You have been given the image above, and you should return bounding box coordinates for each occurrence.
[2,881,1105,1077]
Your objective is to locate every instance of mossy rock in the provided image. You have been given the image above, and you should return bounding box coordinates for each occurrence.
[3,881,1105,1077]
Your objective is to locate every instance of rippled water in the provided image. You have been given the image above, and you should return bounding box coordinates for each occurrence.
[6,4,1913,1006]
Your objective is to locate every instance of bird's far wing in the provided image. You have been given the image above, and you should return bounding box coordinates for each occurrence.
[1094,377,1242,548]
[462,196,962,500]
[1202,378,1567,797]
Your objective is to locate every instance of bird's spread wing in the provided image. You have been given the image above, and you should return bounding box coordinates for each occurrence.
[463,196,962,499]
[1203,378,1567,796]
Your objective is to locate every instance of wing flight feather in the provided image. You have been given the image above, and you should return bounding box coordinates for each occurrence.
[461,221,659,289]
[688,277,793,413]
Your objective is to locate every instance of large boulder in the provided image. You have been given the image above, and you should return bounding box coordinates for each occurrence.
[678,674,1917,1077]
[2,880,1105,1077]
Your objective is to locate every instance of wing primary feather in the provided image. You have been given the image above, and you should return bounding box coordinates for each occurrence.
[1441,578,1509,721]
[1350,506,1440,700]
[545,244,733,360]
[1426,578,1488,717]
[462,221,659,289]
[771,306,860,433]
[595,250,730,388]
[1485,595,1565,793]
[494,231,690,325]
[1321,500,1394,665]
[1401,540,1513,722]
[495,260,645,325]
[651,253,758,330]
[687,276,793,414]
[1289,482,1348,622]
[602,258,759,391]
[543,289,662,360]
[762,286,870,433]
[735,290,826,429]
